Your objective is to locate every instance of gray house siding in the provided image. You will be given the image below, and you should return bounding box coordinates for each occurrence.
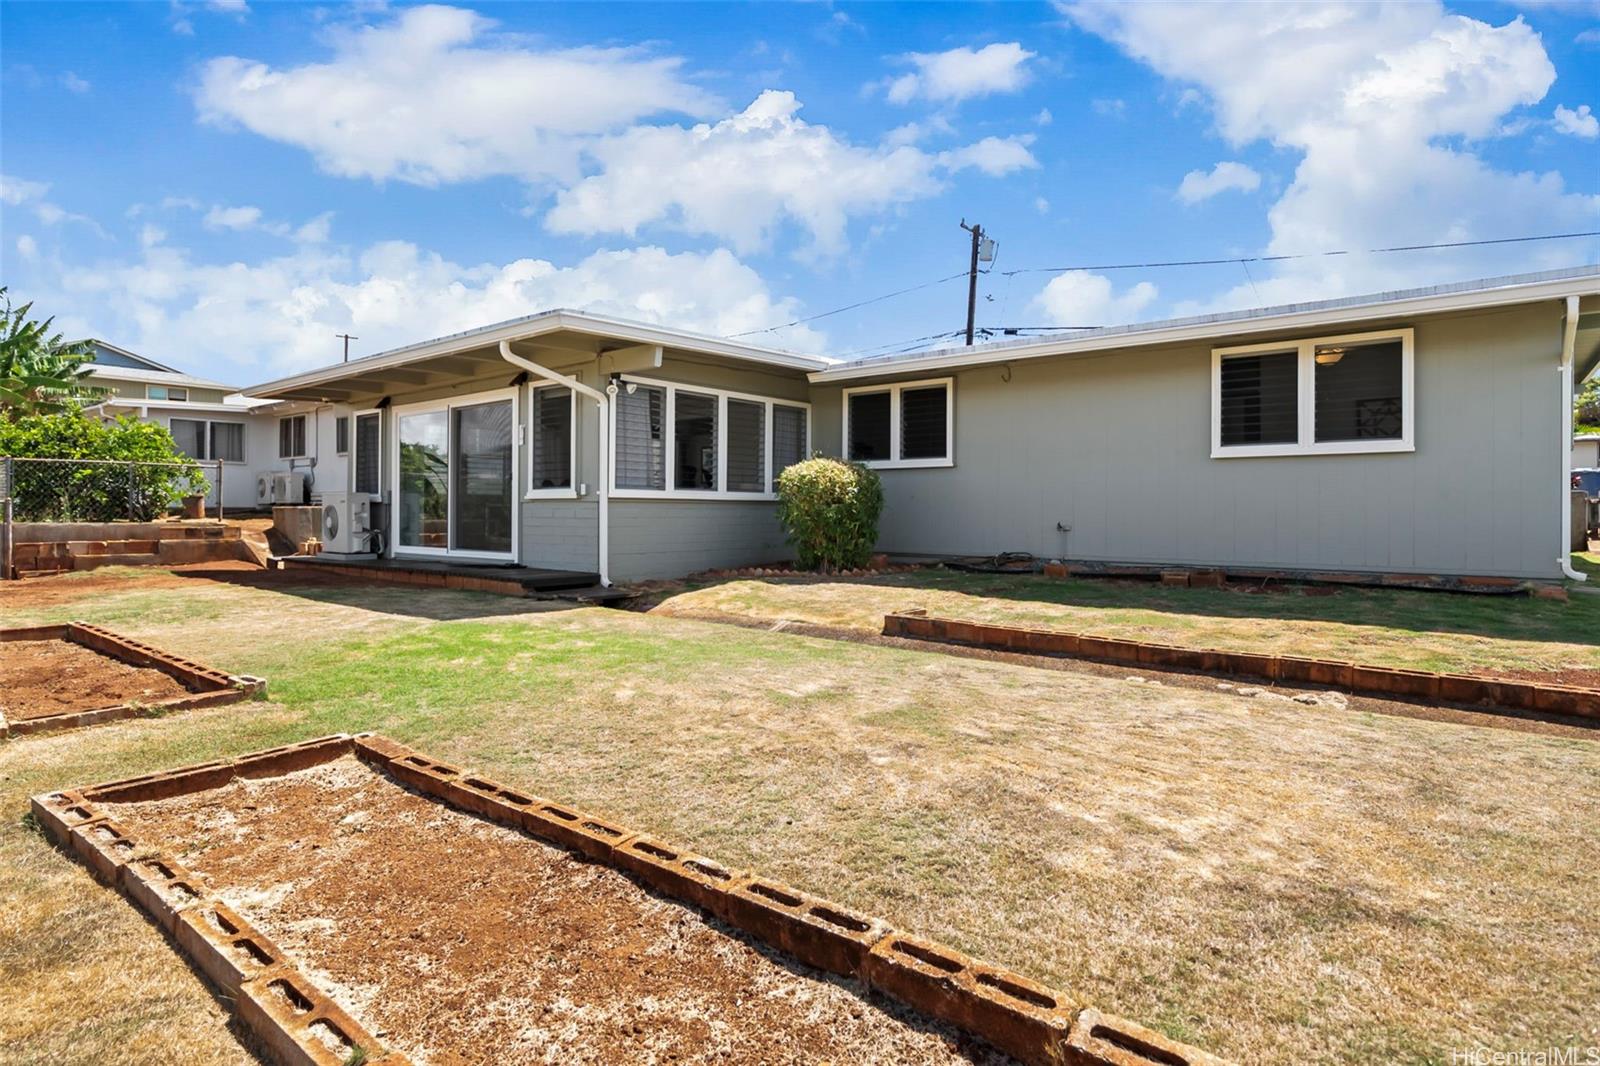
[812,301,1564,580]
[520,500,600,572]
[609,500,789,580]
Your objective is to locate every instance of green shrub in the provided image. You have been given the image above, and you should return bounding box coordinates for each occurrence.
[775,457,884,570]
[0,411,208,520]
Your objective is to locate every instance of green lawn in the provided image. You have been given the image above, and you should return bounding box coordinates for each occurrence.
[3,567,1599,1065]
[649,558,1600,676]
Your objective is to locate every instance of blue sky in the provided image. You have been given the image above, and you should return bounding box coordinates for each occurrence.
[2,1,1597,383]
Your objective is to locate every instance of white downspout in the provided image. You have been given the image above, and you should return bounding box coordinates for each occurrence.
[499,341,612,587]
[1559,295,1587,582]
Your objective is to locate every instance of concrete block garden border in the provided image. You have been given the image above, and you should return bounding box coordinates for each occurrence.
[1,622,265,738]
[882,611,1600,722]
[34,733,1231,1066]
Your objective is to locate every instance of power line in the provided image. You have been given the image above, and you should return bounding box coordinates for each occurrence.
[725,228,1598,345]
[998,230,1600,277]
[727,271,969,338]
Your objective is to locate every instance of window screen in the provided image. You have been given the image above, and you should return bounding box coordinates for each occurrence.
[354,413,381,495]
[1314,339,1403,443]
[1219,352,1298,447]
[847,391,891,461]
[900,385,948,460]
[772,405,807,475]
[335,416,349,454]
[726,398,765,493]
[169,418,206,459]
[674,390,718,491]
[530,387,573,490]
[615,384,666,490]
[210,422,244,463]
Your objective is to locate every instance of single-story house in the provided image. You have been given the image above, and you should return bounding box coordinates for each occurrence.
[243,265,1600,585]
[78,340,343,511]
[1575,434,1599,469]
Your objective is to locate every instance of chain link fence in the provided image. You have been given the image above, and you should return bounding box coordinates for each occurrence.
[0,455,222,523]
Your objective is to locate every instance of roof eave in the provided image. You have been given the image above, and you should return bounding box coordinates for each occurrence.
[809,270,1600,384]
[243,310,832,399]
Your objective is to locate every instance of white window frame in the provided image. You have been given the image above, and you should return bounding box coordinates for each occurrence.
[148,385,189,402]
[351,408,382,500]
[334,414,350,456]
[278,414,308,459]
[525,382,579,500]
[167,417,246,465]
[207,420,246,464]
[607,374,811,501]
[840,377,954,469]
[1211,327,1414,459]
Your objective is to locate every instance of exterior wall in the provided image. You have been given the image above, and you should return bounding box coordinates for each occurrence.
[609,500,789,580]
[334,349,808,577]
[811,301,1565,580]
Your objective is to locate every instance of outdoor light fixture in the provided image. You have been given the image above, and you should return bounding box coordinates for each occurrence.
[1314,346,1345,365]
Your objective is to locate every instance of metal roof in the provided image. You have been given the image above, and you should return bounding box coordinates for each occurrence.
[810,264,1600,383]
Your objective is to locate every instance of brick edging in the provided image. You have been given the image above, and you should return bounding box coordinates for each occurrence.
[37,733,1231,1066]
[0,623,266,738]
[882,612,1600,721]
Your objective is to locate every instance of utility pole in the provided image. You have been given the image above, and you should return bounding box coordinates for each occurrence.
[335,333,358,362]
[960,220,982,346]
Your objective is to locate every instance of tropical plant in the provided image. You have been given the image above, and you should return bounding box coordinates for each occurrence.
[0,288,105,420]
[775,456,884,570]
[1577,374,1599,434]
[0,411,208,521]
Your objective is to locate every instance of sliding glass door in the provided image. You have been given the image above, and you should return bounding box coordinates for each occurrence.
[394,390,517,560]
[451,399,514,554]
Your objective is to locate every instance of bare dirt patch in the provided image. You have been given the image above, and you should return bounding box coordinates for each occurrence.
[102,756,1008,1065]
[0,639,191,722]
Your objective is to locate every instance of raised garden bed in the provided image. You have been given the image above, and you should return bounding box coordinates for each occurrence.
[0,623,264,737]
[883,611,1600,723]
[32,733,1227,1066]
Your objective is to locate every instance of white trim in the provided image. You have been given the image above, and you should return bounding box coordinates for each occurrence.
[390,387,520,561]
[351,408,382,500]
[146,385,190,403]
[1560,296,1588,582]
[1210,328,1414,459]
[607,373,811,501]
[245,308,831,398]
[809,267,1600,384]
[841,377,955,469]
[334,414,350,456]
[525,381,579,500]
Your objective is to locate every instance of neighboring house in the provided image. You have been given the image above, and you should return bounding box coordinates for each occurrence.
[76,340,342,511]
[243,265,1600,584]
[1575,434,1599,469]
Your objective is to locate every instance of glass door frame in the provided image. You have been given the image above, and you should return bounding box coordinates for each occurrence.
[389,387,520,563]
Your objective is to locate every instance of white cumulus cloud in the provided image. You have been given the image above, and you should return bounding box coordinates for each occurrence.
[1031,270,1159,326]
[546,91,1036,256]
[194,4,719,185]
[1552,103,1598,138]
[15,237,825,378]
[1176,160,1262,203]
[883,42,1036,105]
[1062,1,1600,309]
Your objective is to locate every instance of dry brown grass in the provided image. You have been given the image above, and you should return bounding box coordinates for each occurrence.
[647,571,1600,676]
[3,569,1598,1064]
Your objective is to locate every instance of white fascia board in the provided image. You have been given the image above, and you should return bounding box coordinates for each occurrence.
[243,310,832,398]
[809,270,1600,384]
[84,365,240,390]
[99,399,264,416]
